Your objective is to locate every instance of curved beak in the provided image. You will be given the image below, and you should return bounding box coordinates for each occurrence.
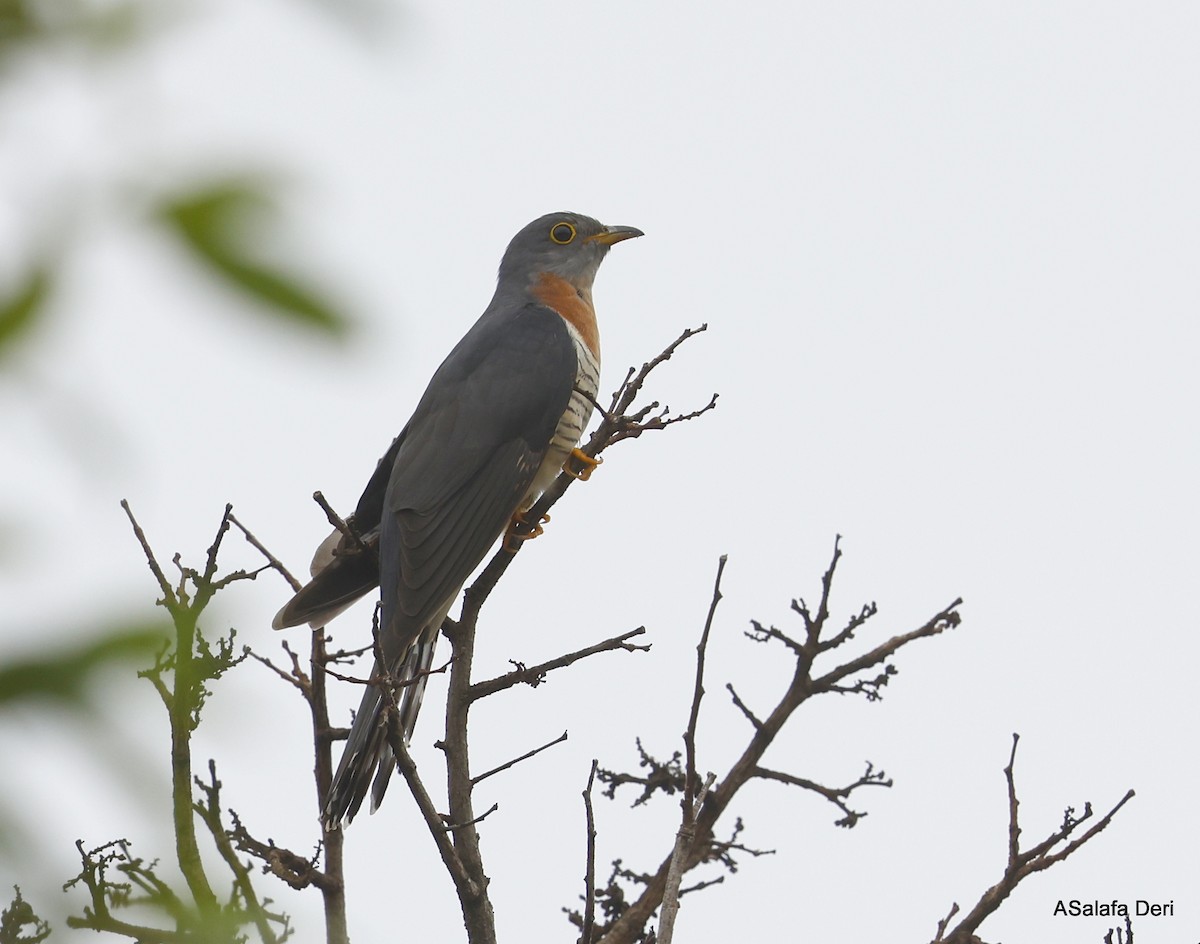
[589,225,644,246]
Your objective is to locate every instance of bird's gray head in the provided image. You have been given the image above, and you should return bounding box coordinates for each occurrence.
[497,212,643,291]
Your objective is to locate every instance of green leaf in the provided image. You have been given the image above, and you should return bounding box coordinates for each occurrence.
[157,182,349,337]
[0,265,51,358]
[0,621,170,707]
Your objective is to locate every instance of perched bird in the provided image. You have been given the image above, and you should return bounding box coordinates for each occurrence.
[273,212,642,826]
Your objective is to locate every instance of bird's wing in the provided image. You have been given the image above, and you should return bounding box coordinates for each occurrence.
[271,433,406,629]
[376,304,578,666]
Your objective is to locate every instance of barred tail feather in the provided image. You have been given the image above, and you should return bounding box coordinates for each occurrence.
[324,675,387,827]
[368,627,438,813]
[323,626,440,826]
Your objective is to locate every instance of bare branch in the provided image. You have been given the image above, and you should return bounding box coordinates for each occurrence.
[582,760,600,944]
[930,734,1135,944]
[120,499,177,610]
[810,601,963,695]
[603,324,711,420]
[744,618,804,655]
[684,556,726,808]
[797,533,841,647]
[1104,915,1133,944]
[248,643,311,699]
[753,762,892,828]
[228,810,333,893]
[444,803,500,832]
[312,490,368,552]
[656,773,716,944]
[471,730,568,786]
[65,840,190,942]
[931,902,961,942]
[598,547,966,944]
[435,606,497,942]
[192,761,282,944]
[228,511,302,592]
[601,392,720,447]
[234,513,348,943]
[725,683,762,730]
[598,739,686,807]
[818,601,879,653]
[469,628,650,702]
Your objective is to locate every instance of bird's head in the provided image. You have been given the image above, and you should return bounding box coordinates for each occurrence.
[498,212,643,293]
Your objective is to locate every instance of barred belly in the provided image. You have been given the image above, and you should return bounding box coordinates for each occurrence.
[523,322,600,506]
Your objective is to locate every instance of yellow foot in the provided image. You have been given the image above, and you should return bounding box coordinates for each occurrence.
[564,447,602,481]
[503,510,551,553]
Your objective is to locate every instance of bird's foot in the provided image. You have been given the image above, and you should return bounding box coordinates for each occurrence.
[503,510,551,553]
[564,447,602,481]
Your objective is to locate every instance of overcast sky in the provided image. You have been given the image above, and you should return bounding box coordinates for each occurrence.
[2,2,1198,942]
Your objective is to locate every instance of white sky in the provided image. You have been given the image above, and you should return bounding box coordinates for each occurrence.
[1,1,1198,942]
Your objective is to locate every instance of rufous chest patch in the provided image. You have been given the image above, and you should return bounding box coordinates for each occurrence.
[532,272,600,360]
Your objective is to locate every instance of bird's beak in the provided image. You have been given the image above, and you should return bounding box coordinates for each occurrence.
[588,225,644,246]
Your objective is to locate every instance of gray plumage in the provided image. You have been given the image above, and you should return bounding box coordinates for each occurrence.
[273,212,641,825]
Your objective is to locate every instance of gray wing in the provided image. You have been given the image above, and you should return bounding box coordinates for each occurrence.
[320,302,578,826]
[271,432,405,630]
[376,303,577,668]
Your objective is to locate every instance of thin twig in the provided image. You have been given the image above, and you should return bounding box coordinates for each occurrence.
[599,545,965,944]
[312,490,367,551]
[725,683,762,730]
[581,759,600,944]
[235,512,348,942]
[753,762,892,828]
[192,762,281,944]
[931,902,961,942]
[931,734,1135,943]
[248,646,310,698]
[443,803,500,832]
[228,511,302,592]
[229,810,333,892]
[471,731,568,786]
[120,499,177,609]
[469,628,650,701]
[810,601,963,694]
[684,556,726,808]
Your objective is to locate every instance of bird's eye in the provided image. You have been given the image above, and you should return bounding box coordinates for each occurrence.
[549,222,576,245]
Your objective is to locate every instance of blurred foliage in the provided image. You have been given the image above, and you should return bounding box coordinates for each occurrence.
[0,1,350,938]
[157,182,349,338]
[1,0,351,359]
[0,0,142,58]
[0,886,51,944]
[0,266,51,361]
[0,621,169,707]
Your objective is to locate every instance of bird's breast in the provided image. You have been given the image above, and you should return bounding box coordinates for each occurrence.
[531,272,600,361]
[520,306,602,508]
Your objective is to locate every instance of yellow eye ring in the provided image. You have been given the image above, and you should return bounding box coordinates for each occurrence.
[549,221,576,245]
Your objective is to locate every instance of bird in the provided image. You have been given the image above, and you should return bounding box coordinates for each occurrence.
[272,212,642,826]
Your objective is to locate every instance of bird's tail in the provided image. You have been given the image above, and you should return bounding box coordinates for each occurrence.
[323,628,439,827]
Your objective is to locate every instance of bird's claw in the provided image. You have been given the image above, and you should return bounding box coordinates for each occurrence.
[564,448,602,481]
[503,510,551,553]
